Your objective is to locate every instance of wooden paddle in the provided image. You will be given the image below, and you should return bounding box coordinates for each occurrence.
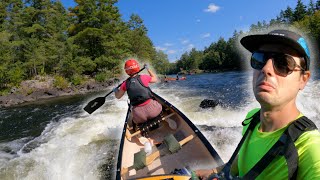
[84,67,145,114]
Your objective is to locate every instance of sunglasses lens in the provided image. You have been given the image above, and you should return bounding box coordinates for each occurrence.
[251,52,299,76]
[273,54,295,76]
[251,52,265,70]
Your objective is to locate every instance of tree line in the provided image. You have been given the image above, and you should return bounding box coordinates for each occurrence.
[0,0,319,94]
[174,0,320,73]
[0,0,168,93]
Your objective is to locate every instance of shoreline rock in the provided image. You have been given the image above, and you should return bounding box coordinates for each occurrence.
[0,77,117,108]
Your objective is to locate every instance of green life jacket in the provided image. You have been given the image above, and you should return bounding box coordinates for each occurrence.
[219,110,317,180]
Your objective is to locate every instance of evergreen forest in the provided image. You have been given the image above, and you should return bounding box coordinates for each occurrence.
[1,0,319,94]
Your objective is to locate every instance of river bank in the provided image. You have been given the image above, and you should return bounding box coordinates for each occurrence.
[0,76,117,108]
[0,70,242,108]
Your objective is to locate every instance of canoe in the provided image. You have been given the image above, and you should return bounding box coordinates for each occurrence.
[116,92,223,180]
[164,77,187,81]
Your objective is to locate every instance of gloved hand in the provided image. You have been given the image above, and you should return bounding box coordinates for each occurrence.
[113,87,119,93]
[144,63,149,70]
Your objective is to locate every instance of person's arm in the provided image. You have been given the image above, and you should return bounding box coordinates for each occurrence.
[113,83,126,99]
[114,88,125,99]
[195,155,239,179]
[144,64,158,83]
[195,165,224,180]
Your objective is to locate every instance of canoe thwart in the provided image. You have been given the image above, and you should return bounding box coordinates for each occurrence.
[123,133,195,173]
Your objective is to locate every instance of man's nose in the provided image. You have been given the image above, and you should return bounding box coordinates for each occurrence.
[261,59,275,76]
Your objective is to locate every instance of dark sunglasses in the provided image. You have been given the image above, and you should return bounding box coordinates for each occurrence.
[251,52,305,76]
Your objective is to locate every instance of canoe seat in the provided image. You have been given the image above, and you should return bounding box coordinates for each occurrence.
[136,113,163,137]
[125,112,176,140]
[133,150,147,170]
[164,134,181,153]
[136,111,178,137]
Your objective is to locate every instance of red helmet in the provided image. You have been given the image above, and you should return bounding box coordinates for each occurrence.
[124,59,140,75]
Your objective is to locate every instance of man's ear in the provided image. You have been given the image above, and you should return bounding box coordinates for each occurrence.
[299,71,311,90]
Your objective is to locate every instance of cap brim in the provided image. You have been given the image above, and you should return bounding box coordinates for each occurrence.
[240,34,307,58]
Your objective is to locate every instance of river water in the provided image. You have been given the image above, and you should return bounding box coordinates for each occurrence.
[0,71,319,180]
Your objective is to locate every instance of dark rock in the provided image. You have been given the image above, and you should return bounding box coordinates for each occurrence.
[44,89,59,96]
[86,84,95,90]
[199,99,221,109]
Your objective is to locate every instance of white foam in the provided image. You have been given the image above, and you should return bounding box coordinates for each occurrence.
[0,99,129,179]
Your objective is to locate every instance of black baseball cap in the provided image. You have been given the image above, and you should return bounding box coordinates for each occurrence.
[240,29,311,70]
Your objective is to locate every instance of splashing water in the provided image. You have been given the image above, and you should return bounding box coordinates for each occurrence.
[0,71,319,179]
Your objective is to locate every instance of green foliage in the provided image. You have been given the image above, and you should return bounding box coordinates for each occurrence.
[53,75,69,89]
[7,65,25,87]
[125,14,155,61]
[95,71,113,82]
[177,36,242,73]
[294,0,308,21]
[152,50,171,74]
[95,55,118,72]
[0,0,319,88]
[0,88,10,96]
[70,74,83,86]
[76,56,97,74]
[26,88,34,96]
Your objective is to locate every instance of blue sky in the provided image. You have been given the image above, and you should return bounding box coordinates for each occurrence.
[61,0,310,62]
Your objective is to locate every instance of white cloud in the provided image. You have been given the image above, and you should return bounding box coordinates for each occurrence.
[202,33,211,38]
[167,50,176,54]
[204,3,220,13]
[164,43,173,46]
[155,46,167,51]
[181,39,189,45]
[196,19,201,23]
[187,44,195,51]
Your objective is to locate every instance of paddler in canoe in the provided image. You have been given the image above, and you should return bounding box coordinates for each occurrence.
[111,59,222,179]
[196,29,320,179]
[83,59,223,179]
[113,59,164,148]
[163,74,187,82]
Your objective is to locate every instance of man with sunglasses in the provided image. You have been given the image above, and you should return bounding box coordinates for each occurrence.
[196,29,320,179]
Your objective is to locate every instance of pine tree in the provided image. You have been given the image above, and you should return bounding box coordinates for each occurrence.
[307,0,316,15]
[68,0,128,76]
[20,0,69,77]
[294,0,307,21]
[316,0,320,10]
[0,0,26,87]
[0,1,9,30]
[126,14,155,61]
[277,7,295,23]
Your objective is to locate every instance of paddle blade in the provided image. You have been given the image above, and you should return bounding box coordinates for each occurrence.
[84,96,106,114]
